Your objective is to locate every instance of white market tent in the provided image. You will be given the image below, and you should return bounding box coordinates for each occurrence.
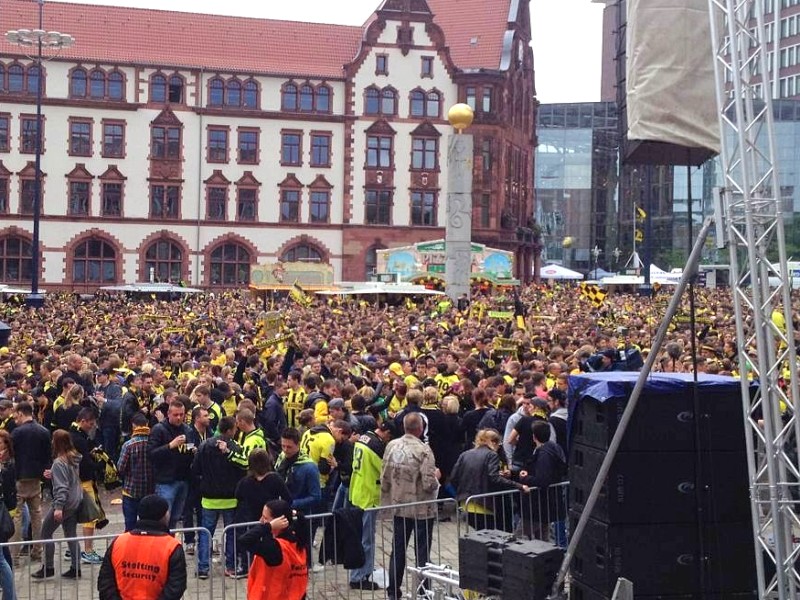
[99,282,204,294]
[539,264,584,280]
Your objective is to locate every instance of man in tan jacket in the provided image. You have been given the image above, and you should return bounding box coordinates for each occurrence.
[380,413,440,600]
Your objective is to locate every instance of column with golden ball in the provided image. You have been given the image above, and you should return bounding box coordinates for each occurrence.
[444,103,474,302]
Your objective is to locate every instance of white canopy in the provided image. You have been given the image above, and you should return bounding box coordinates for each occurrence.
[539,264,584,280]
[100,282,204,294]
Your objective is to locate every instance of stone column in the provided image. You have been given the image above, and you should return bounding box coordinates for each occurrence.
[445,133,473,302]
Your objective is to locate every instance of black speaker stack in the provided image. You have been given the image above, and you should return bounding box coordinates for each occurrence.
[458,529,563,599]
[567,373,757,599]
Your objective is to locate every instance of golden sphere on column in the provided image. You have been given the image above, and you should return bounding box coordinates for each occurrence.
[562,236,574,248]
[447,103,474,132]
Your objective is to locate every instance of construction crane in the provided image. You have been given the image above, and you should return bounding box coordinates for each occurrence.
[707,0,800,597]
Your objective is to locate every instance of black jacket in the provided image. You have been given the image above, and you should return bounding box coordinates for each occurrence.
[319,506,365,569]
[97,519,187,600]
[147,421,193,483]
[70,424,100,483]
[11,420,51,480]
[261,392,287,448]
[518,440,567,522]
[190,436,245,500]
[449,445,522,504]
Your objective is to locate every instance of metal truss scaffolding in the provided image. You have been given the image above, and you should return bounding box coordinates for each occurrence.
[707,0,800,597]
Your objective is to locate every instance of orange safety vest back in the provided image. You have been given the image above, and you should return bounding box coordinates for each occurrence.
[247,537,308,600]
[110,531,181,600]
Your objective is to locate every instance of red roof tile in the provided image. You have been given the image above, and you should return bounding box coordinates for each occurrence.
[428,0,513,71]
[0,0,363,79]
[0,0,516,77]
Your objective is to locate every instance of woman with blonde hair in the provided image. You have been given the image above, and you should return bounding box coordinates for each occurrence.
[53,384,85,432]
[449,428,528,532]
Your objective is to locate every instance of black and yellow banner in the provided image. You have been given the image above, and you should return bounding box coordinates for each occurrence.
[580,283,607,307]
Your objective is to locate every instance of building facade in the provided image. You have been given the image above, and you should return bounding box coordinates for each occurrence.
[0,0,538,291]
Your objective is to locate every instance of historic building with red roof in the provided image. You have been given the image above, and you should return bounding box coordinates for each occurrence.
[0,0,538,289]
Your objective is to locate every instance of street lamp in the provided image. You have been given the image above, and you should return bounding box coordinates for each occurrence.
[591,245,602,280]
[5,0,74,308]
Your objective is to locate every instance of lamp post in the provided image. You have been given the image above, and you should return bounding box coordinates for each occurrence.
[591,245,602,280]
[5,0,74,308]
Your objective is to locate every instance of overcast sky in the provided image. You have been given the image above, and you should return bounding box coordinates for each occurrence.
[52,0,604,104]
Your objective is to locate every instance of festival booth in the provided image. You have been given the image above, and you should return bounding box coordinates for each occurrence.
[248,261,336,305]
[375,240,519,292]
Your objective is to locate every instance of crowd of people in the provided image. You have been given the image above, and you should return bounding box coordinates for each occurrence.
[0,282,782,598]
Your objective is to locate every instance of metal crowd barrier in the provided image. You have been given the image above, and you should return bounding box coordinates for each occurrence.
[461,481,570,546]
[221,496,459,600]
[0,526,213,600]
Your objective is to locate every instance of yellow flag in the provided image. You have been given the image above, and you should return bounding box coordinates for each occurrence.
[580,282,607,308]
[636,205,647,221]
[635,229,644,243]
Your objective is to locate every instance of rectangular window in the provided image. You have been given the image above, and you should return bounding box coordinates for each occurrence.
[280,189,300,222]
[207,187,227,220]
[150,185,180,218]
[20,180,35,214]
[482,86,493,113]
[237,188,257,222]
[310,190,330,223]
[69,181,90,216]
[102,182,122,216]
[411,138,437,170]
[465,86,477,111]
[411,191,437,226]
[421,56,434,77]
[365,189,392,225]
[0,116,9,152]
[69,120,92,156]
[281,132,302,166]
[238,130,259,164]
[0,178,7,213]
[102,121,125,158]
[208,128,229,163]
[366,135,392,168]
[482,139,492,172]
[151,126,180,159]
[480,193,491,228]
[310,134,331,167]
[376,54,389,75]
[20,117,40,154]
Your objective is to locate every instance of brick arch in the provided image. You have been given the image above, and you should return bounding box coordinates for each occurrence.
[0,226,42,285]
[275,235,331,264]
[203,232,259,286]
[137,230,191,283]
[63,227,125,287]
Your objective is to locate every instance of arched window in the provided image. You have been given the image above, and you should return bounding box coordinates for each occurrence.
[209,242,251,286]
[243,80,258,109]
[26,65,40,95]
[0,236,32,283]
[281,244,322,263]
[168,75,183,103]
[150,74,167,103]
[90,69,105,99]
[281,83,297,111]
[8,65,24,93]
[299,84,314,111]
[381,88,396,115]
[108,71,124,101]
[365,87,380,114]
[209,77,224,107]
[410,90,425,117]
[72,238,116,284]
[426,91,441,118]
[316,85,331,112]
[226,79,242,107]
[144,239,183,283]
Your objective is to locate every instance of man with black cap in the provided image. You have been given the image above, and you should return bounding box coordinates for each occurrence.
[98,494,187,600]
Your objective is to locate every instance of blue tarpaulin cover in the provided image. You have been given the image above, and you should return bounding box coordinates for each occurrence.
[567,372,746,403]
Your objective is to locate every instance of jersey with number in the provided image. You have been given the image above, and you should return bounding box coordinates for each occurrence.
[300,425,335,487]
[285,387,307,428]
[434,373,459,398]
[349,431,385,509]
